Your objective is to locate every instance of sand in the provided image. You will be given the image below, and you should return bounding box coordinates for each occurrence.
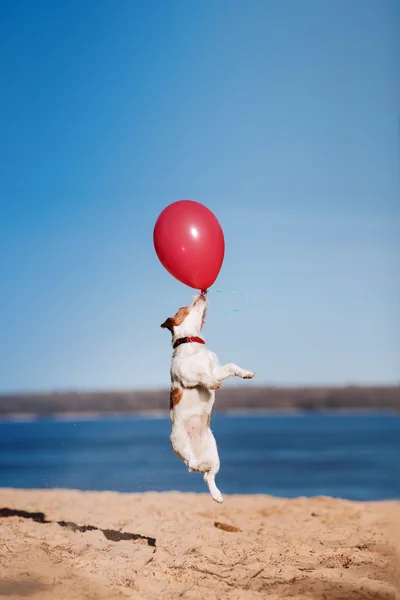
[0,489,399,600]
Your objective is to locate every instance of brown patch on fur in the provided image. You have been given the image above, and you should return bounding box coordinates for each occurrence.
[214,522,242,533]
[170,388,183,410]
[161,307,189,331]
[172,307,189,326]
[207,414,210,428]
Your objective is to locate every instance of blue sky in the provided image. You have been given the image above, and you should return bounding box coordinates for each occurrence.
[0,0,398,392]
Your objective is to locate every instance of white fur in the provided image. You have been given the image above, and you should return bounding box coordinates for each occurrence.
[162,293,255,503]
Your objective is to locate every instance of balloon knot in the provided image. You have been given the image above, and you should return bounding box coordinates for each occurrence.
[200,289,208,296]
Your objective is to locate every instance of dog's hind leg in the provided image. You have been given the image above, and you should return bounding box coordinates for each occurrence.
[170,430,197,472]
[201,428,223,503]
[204,470,223,503]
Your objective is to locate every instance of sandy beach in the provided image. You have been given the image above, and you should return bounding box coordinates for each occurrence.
[0,489,399,600]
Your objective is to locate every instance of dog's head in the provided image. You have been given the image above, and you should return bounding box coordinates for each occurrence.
[161,293,208,339]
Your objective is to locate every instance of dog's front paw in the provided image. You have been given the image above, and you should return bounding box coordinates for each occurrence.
[242,371,255,379]
[209,381,222,390]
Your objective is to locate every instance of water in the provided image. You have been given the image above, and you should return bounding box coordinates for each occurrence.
[0,414,399,500]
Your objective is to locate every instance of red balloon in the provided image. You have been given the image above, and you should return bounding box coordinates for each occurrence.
[153,200,225,290]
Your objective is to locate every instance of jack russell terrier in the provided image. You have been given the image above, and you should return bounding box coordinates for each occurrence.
[161,292,255,503]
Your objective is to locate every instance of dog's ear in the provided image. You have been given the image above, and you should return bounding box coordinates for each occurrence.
[160,317,174,331]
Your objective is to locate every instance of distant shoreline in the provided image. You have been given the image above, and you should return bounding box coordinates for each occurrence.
[0,385,399,416]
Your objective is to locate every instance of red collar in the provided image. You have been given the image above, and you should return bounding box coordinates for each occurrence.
[173,336,205,350]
